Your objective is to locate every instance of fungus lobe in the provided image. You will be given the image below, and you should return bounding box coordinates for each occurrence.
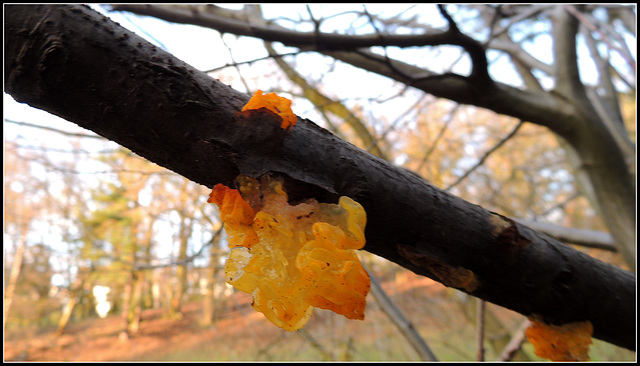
[525,318,593,361]
[241,90,297,129]
[208,176,370,331]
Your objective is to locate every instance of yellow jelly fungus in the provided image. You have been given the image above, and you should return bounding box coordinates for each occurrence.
[525,318,593,361]
[208,184,259,249]
[241,90,297,129]
[209,176,370,331]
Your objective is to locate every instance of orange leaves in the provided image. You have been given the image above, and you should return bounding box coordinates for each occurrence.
[209,176,370,331]
[241,90,297,129]
[526,318,593,361]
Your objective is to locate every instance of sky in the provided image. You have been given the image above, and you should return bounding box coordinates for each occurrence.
[7,4,633,132]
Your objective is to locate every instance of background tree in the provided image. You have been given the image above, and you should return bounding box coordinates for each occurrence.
[4,4,635,357]
[4,139,61,330]
[110,3,636,270]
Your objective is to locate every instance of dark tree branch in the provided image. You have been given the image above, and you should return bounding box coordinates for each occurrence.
[112,4,495,86]
[551,6,589,103]
[5,5,635,350]
[109,4,584,139]
[109,4,477,51]
[436,4,489,84]
[513,219,616,252]
[323,48,579,138]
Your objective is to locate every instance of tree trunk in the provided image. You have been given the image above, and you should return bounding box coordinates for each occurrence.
[3,224,27,330]
[4,5,635,350]
[201,240,218,326]
[56,296,77,336]
[130,270,143,334]
[119,272,133,342]
[172,210,192,316]
[56,272,86,336]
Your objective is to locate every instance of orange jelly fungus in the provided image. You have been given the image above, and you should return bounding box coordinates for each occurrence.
[208,176,370,331]
[241,90,297,129]
[525,318,593,361]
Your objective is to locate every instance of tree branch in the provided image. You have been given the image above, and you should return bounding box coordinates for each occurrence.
[496,319,530,361]
[5,5,635,350]
[365,263,438,361]
[110,4,483,52]
[513,219,616,252]
[579,24,636,168]
[5,118,105,139]
[487,39,554,76]
[551,6,588,102]
[110,4,582,140]
[484,5,552,40]
[323,49,579,137]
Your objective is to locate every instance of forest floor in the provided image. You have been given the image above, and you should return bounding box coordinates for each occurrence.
[5,272,454,361]
[4,270,636,362]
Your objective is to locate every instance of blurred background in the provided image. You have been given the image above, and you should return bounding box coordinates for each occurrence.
[4,4,636,361]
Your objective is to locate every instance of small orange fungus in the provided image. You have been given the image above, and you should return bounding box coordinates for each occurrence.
[242,90,297,129]
[525,318,593,361]
[209,176,370,331]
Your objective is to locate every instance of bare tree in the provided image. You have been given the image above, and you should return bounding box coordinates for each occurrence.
[109,3,636,271]
[4,5,635,350]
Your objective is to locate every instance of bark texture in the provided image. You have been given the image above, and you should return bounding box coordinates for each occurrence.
[5,5,635,350]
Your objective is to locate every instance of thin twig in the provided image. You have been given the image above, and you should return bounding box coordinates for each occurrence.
[565,5,635,72]
[437,4,459,33]
[203,51,306,74]
[364,262,438,361]
[6,141,120,155]
[415,103,460,173]
[298,329,333,361]
[476,299,486,361]
[5,118,104,139]
[497,319,531,361]
[445,119,524,191]
[110,228,225,271]
[221,34,251,92]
